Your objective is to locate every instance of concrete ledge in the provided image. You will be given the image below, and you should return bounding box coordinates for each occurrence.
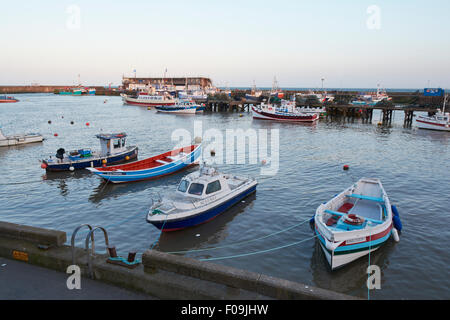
[0,222,66,247]
[142,250,358,300]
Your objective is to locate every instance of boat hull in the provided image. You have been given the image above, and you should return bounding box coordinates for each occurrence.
[0,135,43,147]
[0,100,19,103]
[148,184,257,232]
[155,106,197,114]
[44,147,138,171]
[252,106,318,122]
[416,118,450,131]
[87,145,201,183]
[122,96,175,107]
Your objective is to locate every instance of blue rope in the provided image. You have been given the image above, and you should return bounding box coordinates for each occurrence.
[150,215,168,250]
[198,235,318,262]
[167,218,312,254]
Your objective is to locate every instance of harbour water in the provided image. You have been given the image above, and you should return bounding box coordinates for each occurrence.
[1,93,449,299]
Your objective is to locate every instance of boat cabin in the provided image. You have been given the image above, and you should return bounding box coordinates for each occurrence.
[96,133,128,156]
[176,167,230,199]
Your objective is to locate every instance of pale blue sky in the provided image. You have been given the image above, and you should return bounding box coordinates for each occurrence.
[1,0,449,88]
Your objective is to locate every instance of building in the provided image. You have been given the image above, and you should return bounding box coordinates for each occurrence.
[122,76,214,92]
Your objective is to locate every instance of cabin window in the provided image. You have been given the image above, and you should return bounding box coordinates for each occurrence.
[188,183,204,196]
[178,180,189,193]
[206,180,221,195]
[113,139,120,149]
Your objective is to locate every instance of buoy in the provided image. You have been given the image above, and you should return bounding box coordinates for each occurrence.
[261,159,267,165]
[343,165,349,170]
[40,163,47,169]
[70,121,74,125]
[69,166,75,172]
[377,122,382,126]
[62,116,64,119]
[392,228,400,242]
[54,133,58,137]
[102,164,107,168]
[48,120,52,124]
[210,150,216,157]
[125,156,130,161]
[392,205,402,232]
[102,159,107,164]
[239,114,243,117]
[86,122,90,126]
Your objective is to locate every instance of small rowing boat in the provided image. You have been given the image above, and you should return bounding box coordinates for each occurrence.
[313,178,398,270]
[146,166,257,231]
[87,144,201,183]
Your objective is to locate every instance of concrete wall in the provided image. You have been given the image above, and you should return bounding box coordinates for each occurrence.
[0,221,359,300]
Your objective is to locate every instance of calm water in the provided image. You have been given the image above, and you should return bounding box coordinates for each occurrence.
[1,93,449,299]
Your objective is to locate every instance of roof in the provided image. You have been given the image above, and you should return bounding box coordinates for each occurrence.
[96,133,127,140]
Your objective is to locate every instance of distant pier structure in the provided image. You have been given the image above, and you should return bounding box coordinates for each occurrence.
[122,76,213,92]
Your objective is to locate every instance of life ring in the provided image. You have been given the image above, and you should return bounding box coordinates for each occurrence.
[344,214,365,226]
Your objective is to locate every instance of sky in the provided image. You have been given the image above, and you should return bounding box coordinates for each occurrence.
[1,0,449,88]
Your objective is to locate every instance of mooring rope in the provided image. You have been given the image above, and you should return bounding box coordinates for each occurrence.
[198,235,318,262]
[166,217,312,254]
[150,215,168,250]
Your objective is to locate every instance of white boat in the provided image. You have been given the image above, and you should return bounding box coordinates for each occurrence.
[350,85,392,107]
[0,128,43,147]
[121,92,175,107]
[314,178,397,270]
[178,90,208,100]
[416,94,450,131]
[252,98,319,122]
[155,99,198,114]
[146,166,257,231]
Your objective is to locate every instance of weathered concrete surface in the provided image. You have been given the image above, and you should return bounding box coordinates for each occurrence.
[142,250,357,300]
[0,257,155,300]
[0,221,360,300]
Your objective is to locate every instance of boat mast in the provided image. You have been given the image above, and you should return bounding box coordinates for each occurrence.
[443,94,448,113]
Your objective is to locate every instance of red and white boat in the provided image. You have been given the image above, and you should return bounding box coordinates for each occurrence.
[121,92,175,107]
[252,99,318,122]
[0,95,19,103]
[416,95,450,132]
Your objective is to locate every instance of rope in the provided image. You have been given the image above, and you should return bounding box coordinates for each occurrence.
[150,215,168,250]
[167,217,312,254]
[198,235,318,262]
[367,232,372,301]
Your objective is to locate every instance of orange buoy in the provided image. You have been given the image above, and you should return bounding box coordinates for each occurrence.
[102,164,107,168]
[102,159,107,164]
[40,163,47,169]
[125,156,130,161]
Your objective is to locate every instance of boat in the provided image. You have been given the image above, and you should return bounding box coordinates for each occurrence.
[195,104,206,112]
[146,166,257,231]
[296,91,334,103]
[350,86,392,107]
[252,98,319,122]
[245,81,263,102]
[41,133,138,171]
[0,128,43,147]
[155,99,198,114]
[416,94,450,131]
[178,90,208,101]
[87,144,202,183]
[121,92,176,107]
[59,87,96,95]
[313,178,396,270]
[0,95,19,103]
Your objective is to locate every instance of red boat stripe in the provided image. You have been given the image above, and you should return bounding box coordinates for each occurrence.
[416,119,446,127]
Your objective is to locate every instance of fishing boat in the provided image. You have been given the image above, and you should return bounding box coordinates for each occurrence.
[121,92,176,107]
[178,90,208,101]
[416,94,450,131]
[313,178,398,270]
[195,104,206,112]
[59,87,96,95]
[155,99,198,114]
[350,86,392,107]
[245,81,263,102]
[146,166,257,231]
[87,144,202,183]
[252,99,319,122]
[41,133,138,171]
[296,91,334,103]
[0,128,43,147]
[0,95,19,103]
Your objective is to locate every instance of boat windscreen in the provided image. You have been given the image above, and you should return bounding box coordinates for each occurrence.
[188,183,204,196]
[178,180,189,193]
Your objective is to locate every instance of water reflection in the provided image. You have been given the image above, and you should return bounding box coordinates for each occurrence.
[155,193,257,254]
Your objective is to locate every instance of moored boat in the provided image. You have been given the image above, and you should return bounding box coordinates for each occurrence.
[121,92,176,107]
[146,166,257,231]
[313,178,396,270]
[0,128,43,147]
[41,133,138,171]
[155,99,198,114]
[0,95,19,103]
[87,144,201,183]
[252,99,318,122]
[416,94,450,131]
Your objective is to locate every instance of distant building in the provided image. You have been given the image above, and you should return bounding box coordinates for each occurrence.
[122,76,214,92]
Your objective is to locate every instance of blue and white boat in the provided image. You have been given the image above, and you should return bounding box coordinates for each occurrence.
[155,99,198,114]
[146,166,257,231]
[41,133,138,171]
[87,144,201,183]
[313,178,399,270]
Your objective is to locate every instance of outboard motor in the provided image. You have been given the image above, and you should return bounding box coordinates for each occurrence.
[56,148,65,160]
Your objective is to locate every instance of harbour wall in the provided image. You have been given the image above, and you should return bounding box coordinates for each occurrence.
[0,221,358,300]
